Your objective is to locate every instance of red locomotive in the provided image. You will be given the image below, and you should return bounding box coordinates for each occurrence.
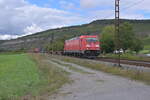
[64,35,100,57]
[34,48,40,53]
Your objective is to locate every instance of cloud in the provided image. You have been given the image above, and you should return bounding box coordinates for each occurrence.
[88,10,114,20]
[121,0,150,11]
[121,13,144,19]
[80,0,100,8]
[0,0,85,40]
[80,0,150,11]
[0,23,44,40]
[23,23,43,35]
[0,0,150,40]
[80,0,150,20]
[0,34,19,40]
[59,1,76,10]
[120,0,150,19]
[80,0,113,8]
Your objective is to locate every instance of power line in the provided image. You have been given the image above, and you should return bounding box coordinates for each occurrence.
[114,0,145,67]
[102,11,114,19]
[121,0,144,11]
[120,0,145,19]
[101,0,145,19]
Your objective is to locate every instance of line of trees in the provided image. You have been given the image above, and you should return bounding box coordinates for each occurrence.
[44,35,70,51]
[100,22,143,53]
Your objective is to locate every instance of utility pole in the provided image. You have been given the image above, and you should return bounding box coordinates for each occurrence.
[115,0,121,67]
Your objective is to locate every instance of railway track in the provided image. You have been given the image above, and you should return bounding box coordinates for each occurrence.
[48,53,150,68]
[96,57,150,67]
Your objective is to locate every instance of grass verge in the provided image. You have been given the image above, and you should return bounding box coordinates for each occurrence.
[0,53,69,100]
[103,53,150,61]
[51,59,92,74]
[55,55,150,85]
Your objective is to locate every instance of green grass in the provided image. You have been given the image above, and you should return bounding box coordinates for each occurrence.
[144,45,150,50]
[142,36,150,54]
[0,53,69,100]
[55,55,150,85]
[30,54,70,94]
[140,49,150,54]
[0,54,41,100]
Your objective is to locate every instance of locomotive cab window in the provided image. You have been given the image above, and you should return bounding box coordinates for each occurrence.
[86,38,98,42]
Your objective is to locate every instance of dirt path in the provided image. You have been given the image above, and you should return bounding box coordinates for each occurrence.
[46,58,150,100]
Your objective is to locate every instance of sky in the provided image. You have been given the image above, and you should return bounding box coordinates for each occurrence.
[0,0,150,40]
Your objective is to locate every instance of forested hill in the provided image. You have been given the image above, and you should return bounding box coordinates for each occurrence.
[0,19,150,51]
[24,19,150,38]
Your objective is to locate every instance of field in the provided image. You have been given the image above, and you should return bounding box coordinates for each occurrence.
[0,53,69,100]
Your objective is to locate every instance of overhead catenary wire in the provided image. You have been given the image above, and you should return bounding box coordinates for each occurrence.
[121,0,144,11]
[114,0,145,67]
[101,0,145,19]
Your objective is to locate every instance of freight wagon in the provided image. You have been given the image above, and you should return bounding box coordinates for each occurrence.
[64,35,100,57]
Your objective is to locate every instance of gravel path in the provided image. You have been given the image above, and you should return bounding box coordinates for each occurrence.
[47,58,150,100]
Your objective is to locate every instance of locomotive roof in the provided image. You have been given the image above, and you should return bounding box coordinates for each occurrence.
[65,35,98,42]
[79,35,98,38]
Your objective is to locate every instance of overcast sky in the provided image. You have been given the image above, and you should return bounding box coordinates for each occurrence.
[0,0,149,40]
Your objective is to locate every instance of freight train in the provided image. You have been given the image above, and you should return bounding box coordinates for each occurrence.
[63,35,100,58]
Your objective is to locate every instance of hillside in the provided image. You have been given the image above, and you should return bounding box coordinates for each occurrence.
[0,19,150,51]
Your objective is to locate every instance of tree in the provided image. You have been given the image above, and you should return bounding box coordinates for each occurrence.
[100,26,115,53]
[119,22,135,51]
[44,35,68,52]
[131,38,143,53]
[100,22,143,53]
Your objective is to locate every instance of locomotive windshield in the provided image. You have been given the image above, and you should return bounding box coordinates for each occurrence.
[86,38,98,42]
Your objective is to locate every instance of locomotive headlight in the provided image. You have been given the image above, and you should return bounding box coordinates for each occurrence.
[95,45,99,47]
[86,45,90,47]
